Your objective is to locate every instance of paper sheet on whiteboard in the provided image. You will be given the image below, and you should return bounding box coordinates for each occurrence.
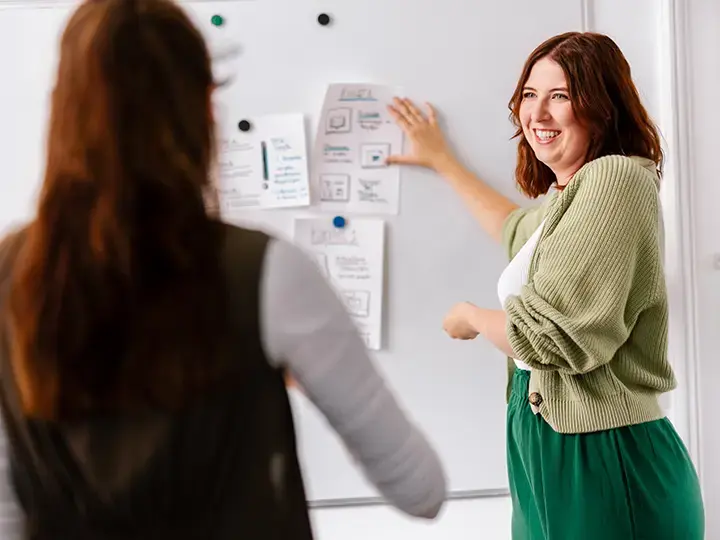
[293,217,385,350]
[311,84,403,215]
[216,113,310,213]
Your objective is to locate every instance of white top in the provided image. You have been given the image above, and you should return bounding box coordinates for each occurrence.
[496,220,546,371]
[0,236,447,535]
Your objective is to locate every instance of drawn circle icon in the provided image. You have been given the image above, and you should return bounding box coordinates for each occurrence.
[317,13,332,26]
[238,120,252,132]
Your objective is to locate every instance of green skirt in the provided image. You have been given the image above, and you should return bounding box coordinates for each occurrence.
[507,369,704,540]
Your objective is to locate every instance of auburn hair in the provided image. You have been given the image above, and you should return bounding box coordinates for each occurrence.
[508,32,664,198]
[9,0,227,420]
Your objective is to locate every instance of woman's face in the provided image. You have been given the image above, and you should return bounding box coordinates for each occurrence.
[519,57,590,185]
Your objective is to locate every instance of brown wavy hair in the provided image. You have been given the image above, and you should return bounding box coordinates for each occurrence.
[508,32,664,198]
[8,0,227,420]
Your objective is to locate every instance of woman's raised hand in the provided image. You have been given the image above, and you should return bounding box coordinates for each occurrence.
[386,97,455,172]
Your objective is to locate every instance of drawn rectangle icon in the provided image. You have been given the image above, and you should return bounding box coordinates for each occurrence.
[360,143,391,168]
[320,174,351,202]
[326,108,352,134]
[342,290,371,318]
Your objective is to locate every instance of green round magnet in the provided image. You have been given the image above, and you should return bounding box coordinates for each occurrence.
[211,14,224,27]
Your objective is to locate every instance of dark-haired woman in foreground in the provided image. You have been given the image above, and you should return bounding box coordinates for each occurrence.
[0,1,446,538]
[387,32,704,539]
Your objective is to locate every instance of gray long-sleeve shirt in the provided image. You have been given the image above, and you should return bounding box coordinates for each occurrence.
[0,234,446,535]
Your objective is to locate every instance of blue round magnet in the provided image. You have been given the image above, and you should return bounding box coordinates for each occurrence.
[333,216,346,228]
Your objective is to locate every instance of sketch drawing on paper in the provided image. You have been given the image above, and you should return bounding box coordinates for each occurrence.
[342,290,371,318]
[219,137,249,153]
[340,87,376,101]
[360,143,391,168]
[313,84,402,216]
[270,136,292,152]
[322,143,353,164]
[320,174,351,202]
[216,113,310,213]
[357,110,383,131]
[310,227,358,247]
[326,107,352,134]
[293,216,385,350]
[356,178,388,204]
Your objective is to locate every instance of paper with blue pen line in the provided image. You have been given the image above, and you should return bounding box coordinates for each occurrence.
[312,84,403,215]
[216,113,310,213]
[293,217,385,350]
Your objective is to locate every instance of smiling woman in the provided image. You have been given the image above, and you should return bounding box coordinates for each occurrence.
[386,31,705,540]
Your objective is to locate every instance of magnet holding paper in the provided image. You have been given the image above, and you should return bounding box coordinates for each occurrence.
[211,14,225,27]
[333,216,346,229]
[238,120,252,132]
[317,13,332,26]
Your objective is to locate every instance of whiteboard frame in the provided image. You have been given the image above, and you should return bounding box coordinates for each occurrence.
[307,488,509,509]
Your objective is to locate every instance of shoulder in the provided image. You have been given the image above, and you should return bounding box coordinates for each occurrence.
[218,222,322,287]
[572,154,659,203]
[218,221,275,270]
[220,221,272,249]
[555,155,661,239]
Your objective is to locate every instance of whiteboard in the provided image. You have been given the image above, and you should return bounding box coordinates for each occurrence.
[0,0,584,505]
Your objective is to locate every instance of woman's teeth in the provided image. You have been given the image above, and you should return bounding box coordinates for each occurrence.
[536,130,560,142]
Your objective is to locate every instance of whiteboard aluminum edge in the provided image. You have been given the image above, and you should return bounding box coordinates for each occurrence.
[307,488,510,510]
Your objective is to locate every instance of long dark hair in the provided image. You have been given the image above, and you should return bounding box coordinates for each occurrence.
[9,0,227,420]
[508,31,663,198]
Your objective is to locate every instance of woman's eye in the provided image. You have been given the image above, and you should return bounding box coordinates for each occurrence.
[522,91,536,99]
[552,93,569,100]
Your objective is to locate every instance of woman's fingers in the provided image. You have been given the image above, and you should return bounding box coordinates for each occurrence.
[387,103,411,131]
[400,97,426,125]
[391,97,426,127]
[424,102,438,126]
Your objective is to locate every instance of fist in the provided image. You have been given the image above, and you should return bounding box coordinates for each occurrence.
[443,302,479,340]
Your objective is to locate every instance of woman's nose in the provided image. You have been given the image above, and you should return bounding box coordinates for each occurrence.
[531,100,551,123]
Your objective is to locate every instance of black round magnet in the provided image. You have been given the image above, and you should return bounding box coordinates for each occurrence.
[238,119,252,132]
[317,13,331,26]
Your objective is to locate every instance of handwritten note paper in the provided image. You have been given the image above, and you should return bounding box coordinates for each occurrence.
[311,84,403,215]
[216,113,310,213]
[294,217,385,350]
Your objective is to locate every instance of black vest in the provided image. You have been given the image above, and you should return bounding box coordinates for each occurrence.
[0,225,315,539]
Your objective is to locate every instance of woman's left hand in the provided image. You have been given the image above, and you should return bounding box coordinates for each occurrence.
[443,302,480,340]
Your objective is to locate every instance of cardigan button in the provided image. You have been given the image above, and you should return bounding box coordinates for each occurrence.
[529,392,543,407]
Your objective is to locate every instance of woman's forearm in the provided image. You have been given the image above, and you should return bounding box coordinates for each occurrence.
[467,306,516,357]
[435,157,519,244]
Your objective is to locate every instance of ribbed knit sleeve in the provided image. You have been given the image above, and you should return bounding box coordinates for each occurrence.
[504,155,662,375]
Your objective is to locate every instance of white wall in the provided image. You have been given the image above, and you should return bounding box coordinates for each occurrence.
[686,0,720,537]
